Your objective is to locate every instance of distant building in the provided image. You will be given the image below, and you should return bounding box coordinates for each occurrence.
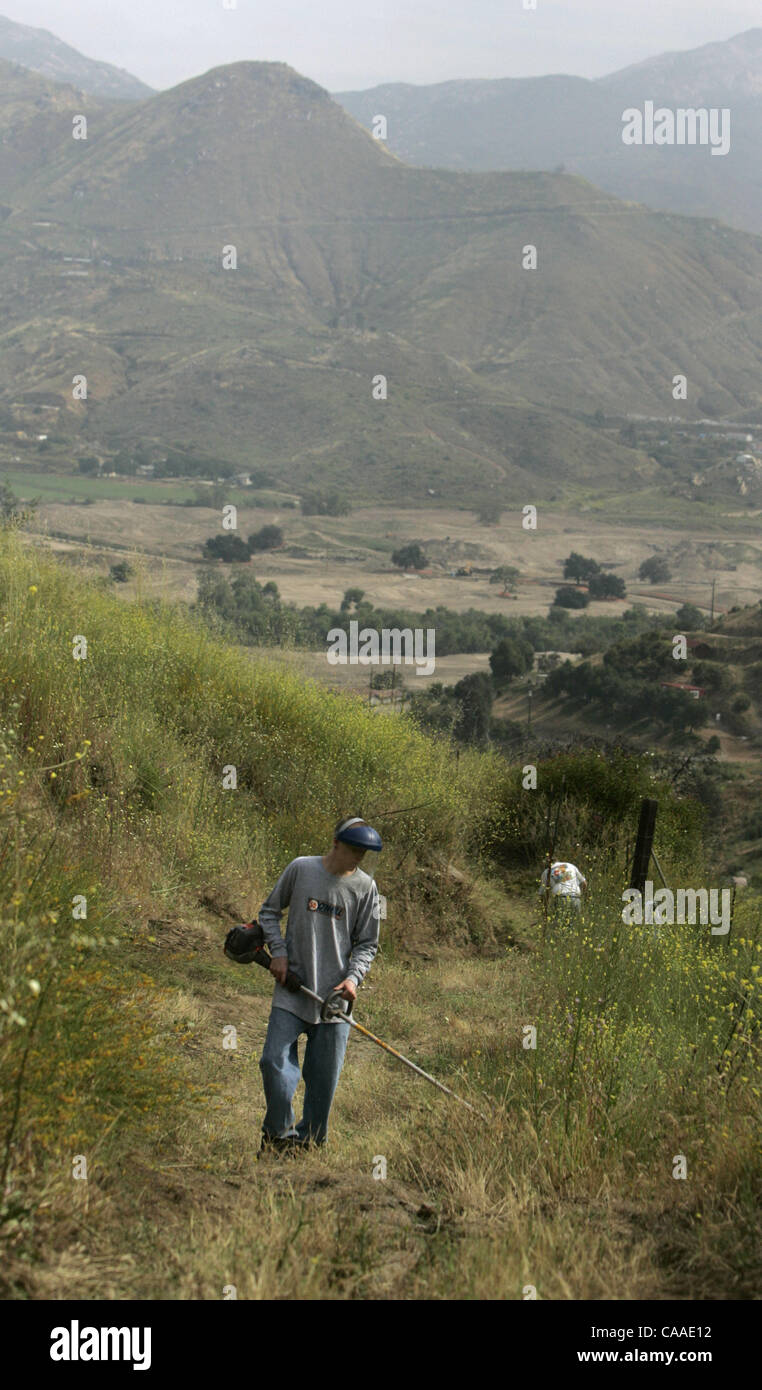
[660,682,706,699]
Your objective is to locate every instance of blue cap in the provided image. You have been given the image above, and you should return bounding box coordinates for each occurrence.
[335,817,383,852]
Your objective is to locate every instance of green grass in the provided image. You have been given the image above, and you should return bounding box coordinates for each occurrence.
[0,468,200,504]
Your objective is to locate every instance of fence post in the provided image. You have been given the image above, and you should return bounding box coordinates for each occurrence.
[629,798,658,895]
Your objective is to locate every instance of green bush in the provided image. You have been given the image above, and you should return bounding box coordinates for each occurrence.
[483,747,704,869]
[553,586,589,610]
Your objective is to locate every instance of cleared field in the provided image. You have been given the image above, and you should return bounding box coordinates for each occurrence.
[259,646,494,694]
[27,495,762,623]
[3,467,201,504]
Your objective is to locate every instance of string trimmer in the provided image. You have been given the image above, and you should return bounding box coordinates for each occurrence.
[224,921,490,1124]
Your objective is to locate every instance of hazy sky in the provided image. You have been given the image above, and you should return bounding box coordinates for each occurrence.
[3,0,761,91]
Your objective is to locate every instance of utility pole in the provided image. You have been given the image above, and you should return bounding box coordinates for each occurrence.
[710,576,716,624]
[527,683,533,734]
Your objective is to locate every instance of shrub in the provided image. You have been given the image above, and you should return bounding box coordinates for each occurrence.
[202,534,251,563]
[588,572,626,600]
[247,525,283,553]
[489,636,533,684]
[553,586,589,610]
[391,543,428,571]
[110,562,133,583]
[490,565,520,590]
[675,603,706,629]
[639,556,672,584]
[300,489,350,516]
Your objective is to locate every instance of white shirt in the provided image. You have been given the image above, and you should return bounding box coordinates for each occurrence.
[541,862,586,898]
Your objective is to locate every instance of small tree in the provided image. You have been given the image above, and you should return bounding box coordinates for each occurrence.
[340,587,366,612]
[489,636,533,685]
[563,552,600,585]
[639,556,672,584]
[453,673,493,745]
[588,572,626,599]
[553,586,589,610]
[202,534,251,563]
[391,542,428,571]
[675,603,705,630]
[489,565,520,590]
[247,525,283,553]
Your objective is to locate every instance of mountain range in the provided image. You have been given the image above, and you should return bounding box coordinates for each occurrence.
[3,15,762,233]
[336,29,762,235]
[1,55,762,503]
[0,14,153,100]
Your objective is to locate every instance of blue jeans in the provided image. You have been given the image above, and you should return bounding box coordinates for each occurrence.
[259,1006,350,1145]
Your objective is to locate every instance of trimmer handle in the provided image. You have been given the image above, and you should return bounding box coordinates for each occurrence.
[320,989,354,1022]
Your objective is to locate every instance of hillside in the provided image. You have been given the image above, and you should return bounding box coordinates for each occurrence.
[493,605,762,881]
[0,13,152,100]
[0,59,113,196]
[336,28,762,236]
[1,529,760,1300]
[603,26,762,98]
[3,62,762,502]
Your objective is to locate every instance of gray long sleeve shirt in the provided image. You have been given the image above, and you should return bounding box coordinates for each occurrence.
[258,855,380,1024]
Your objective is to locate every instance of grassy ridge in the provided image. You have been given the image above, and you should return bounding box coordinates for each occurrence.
[0,530,760,1298]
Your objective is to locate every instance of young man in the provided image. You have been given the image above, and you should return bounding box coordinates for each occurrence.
[539,859,587,925]
[257,816,382,1152]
